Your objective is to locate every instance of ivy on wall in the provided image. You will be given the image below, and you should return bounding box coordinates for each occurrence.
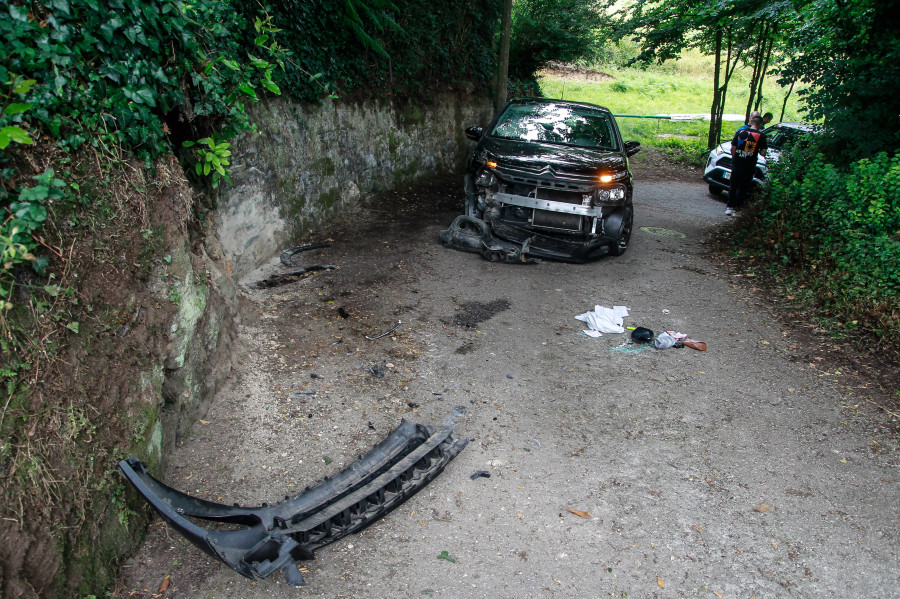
[254,0,502,102]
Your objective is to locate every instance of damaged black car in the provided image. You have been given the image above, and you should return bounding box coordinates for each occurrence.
[442,98,640,263]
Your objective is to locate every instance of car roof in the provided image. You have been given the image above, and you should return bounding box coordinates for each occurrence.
[508,97,613,114]
[767,122,816,132]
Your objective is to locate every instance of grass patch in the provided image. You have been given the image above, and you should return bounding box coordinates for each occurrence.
[538,49,808,166]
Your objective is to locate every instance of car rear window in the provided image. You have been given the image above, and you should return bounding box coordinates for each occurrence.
[489,102,617,150]
[765,127,806,150]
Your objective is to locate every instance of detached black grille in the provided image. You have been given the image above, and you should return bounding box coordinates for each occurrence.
[492,220,587,252]
[495,162,595,192]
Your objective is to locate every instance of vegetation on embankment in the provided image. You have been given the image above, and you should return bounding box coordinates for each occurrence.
[726,146,900,352]
[0,1,502,596]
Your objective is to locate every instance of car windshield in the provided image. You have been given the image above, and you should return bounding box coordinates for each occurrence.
[489,101,617,150]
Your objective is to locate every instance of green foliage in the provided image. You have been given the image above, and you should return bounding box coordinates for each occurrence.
[0,0,289,306]
[260,0,501,101]
[508,0,607,80]
[183,136,232,188]
[733,145,900,338]
[340,0,400,59]
[0,169,69,303]
[776,0,900,160]
[0,74,36,149]
[1,0,286,166]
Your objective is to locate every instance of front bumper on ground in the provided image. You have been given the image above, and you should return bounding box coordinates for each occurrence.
[119,408,468,586]
[440,210,627,263]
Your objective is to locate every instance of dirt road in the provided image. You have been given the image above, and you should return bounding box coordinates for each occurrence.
[118,168,899,598]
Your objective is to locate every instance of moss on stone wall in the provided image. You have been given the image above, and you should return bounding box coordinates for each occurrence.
[312,157,336,177]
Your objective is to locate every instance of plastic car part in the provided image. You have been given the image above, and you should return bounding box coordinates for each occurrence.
[365,320,402,340]
[631,327,654,342]
[118,408,469,586]
[280,243,332,266]
[439,215,541,264]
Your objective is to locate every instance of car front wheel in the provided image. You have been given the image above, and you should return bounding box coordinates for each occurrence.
[608,207,633,257]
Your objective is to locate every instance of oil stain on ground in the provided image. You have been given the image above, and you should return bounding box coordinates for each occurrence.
[446,299,511,328]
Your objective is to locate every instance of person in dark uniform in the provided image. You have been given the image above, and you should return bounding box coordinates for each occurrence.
[725,115,767,217]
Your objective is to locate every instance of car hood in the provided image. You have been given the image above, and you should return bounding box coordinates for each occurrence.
[479,137,628,175]
[712,141,770,165]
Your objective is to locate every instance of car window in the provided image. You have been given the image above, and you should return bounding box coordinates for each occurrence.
[489,102,617,150]
[765,126,805,150]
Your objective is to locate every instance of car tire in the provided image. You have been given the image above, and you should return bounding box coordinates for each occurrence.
[608,207,633,257]
[708,183,722,196]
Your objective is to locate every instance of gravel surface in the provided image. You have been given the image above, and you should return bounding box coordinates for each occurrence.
[116,172,899,599]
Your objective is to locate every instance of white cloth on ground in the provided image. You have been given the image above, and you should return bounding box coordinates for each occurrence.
[575,305,630,335]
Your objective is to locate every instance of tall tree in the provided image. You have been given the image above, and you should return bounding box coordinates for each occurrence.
[777,0,900,160]
[508,0,606,80]
[616,0,794,147]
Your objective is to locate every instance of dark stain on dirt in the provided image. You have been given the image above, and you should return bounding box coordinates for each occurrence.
[447,299,512,329]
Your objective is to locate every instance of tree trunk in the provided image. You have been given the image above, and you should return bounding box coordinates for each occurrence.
[715,28,743,146]
[745,23,768,122]
[754,28,776,113]
[779,80,795,123]
[707,28,723,150]
[494,0,513,111]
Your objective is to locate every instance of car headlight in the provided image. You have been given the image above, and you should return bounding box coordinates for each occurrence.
[591,186,626,204]
[475,168,497,187]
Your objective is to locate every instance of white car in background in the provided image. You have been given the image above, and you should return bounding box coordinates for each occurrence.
[703,122,816,196]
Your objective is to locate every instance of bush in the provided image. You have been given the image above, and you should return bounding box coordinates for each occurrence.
[508,0,606,80]
[733,144,900,339]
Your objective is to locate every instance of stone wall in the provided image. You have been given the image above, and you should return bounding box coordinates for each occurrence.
[216,94,494,282]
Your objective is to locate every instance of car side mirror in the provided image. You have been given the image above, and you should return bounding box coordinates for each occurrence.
[624,141,641,157]
[465,126,484,142]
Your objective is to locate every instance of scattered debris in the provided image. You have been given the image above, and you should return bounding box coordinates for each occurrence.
[288,392,315,398]
[280,243,332,266]
[337,307,349,319]
[567,509,590,518]
[575,305,629,335]
[653,332,677,349]
[610,341,653,354]
[470,470,491,480]
[252,243,336,288]
[118,408,469,586]
[116,305,143,337]
[253,265,337,289]
[366,320,402,340]
[682,338,707,351]
[629,326,654,343]
[370,362,386,378]
[437,550,456,563]
[440,215,541,264]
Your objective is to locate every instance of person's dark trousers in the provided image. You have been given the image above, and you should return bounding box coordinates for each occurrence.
[726,165,755,211]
